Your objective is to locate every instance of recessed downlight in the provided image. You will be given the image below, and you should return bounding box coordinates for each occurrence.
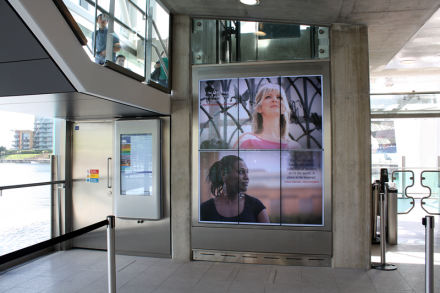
[239,0,260,5]
[400,60,415,64]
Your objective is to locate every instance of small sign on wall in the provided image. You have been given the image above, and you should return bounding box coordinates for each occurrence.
[86,169,99,183]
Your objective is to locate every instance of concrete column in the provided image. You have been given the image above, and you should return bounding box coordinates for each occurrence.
[330,24,371,268]
[170,15,192,261]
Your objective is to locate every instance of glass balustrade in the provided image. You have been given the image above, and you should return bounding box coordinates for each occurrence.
[392,171,415,214]
[62,0,171,92]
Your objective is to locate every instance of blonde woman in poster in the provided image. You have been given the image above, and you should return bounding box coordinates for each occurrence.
[200,155,270,223]
[233,83,301,150]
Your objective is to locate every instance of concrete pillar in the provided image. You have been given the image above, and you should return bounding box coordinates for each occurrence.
[330,24,371,268]
[170,15,192,261]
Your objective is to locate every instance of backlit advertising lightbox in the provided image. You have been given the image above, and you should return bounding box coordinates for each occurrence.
[198,76,324,226]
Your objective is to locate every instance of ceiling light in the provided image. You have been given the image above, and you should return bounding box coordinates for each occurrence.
[400,60,415,64]
[239,0,260,5]
[254,31,266,36]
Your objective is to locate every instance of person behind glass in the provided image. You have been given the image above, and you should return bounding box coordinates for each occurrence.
[152,39,168,87]
[91,14,121,65]
[200,155,270,223]
[233,83,301,150]
[115,55,125,67]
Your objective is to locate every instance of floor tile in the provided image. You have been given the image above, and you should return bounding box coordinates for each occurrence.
[370,276,413,291]
[265,282,302,293]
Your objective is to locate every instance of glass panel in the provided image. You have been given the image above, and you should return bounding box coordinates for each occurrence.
[148,1,170,88]
[371,120,399,182]
[0,186,51,256]
[371,93,440,115]
[199,151,239,224]
[199,79,239,150]
[0,112,54,184]
[0,111,64,255]
[192,19,323,65]
[421,171,440,214]
[392,171,414,214]
[281,76,323,149]
[239,151,279,225]
[281,150,323,225]
[235,77,279,150]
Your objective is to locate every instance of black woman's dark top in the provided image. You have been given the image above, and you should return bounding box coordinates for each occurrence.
[200,194,266,222]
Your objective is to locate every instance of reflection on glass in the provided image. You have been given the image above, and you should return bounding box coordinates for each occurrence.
[281,151,323,225]
[392,171,414,214]
[421,171,440,214]
[199,79,239,150]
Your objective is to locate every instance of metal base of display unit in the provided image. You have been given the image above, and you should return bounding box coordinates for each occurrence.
[371,262,397,271]
[193,249,331,267]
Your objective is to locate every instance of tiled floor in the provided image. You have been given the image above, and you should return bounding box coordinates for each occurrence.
[1,202,440,293]
[0,247,438,293]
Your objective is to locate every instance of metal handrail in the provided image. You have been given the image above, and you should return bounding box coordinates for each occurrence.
[0,181,65,196]
[392,170,415,214]
[152,20,168,59]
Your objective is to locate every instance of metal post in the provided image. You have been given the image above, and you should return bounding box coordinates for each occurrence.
[93,0,98,58]
[371,191,397,270]
[107,216,116,293]
[423,216,434,293]
[105,0,116,62]
[372,182,380,244]
[380,192,387,263]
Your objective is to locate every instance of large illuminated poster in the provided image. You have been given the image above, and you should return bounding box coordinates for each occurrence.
[199,76,323,226]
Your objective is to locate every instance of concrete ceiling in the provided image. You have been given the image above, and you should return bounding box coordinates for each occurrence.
[161,0,440,76]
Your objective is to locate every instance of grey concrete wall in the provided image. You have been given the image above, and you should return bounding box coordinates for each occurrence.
[330,24,371,269]
[170,15,192,261]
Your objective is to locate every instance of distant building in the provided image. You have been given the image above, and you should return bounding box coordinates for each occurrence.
[12,130,34,150]
[33,116,53,150]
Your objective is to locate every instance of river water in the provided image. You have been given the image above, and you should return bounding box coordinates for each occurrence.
[0,163,51,256]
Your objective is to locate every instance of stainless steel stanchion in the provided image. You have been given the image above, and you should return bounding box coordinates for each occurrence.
[423,216,435,293]
[107,216,116,293]
[371,191,397,270]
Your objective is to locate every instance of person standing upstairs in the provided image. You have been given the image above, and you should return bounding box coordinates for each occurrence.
[91,14,121,65]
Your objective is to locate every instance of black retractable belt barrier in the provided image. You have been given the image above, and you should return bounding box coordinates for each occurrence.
[0,219,108,266]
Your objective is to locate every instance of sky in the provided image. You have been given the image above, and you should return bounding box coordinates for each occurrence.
[0,111,34,149]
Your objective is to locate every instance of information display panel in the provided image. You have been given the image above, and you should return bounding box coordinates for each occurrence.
[120,134,153,196]
[115,120,162,220]
[198,75,324,226]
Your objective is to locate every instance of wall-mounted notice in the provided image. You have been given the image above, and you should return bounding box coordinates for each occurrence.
[120,134,153,196]
[86,169,99,183]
